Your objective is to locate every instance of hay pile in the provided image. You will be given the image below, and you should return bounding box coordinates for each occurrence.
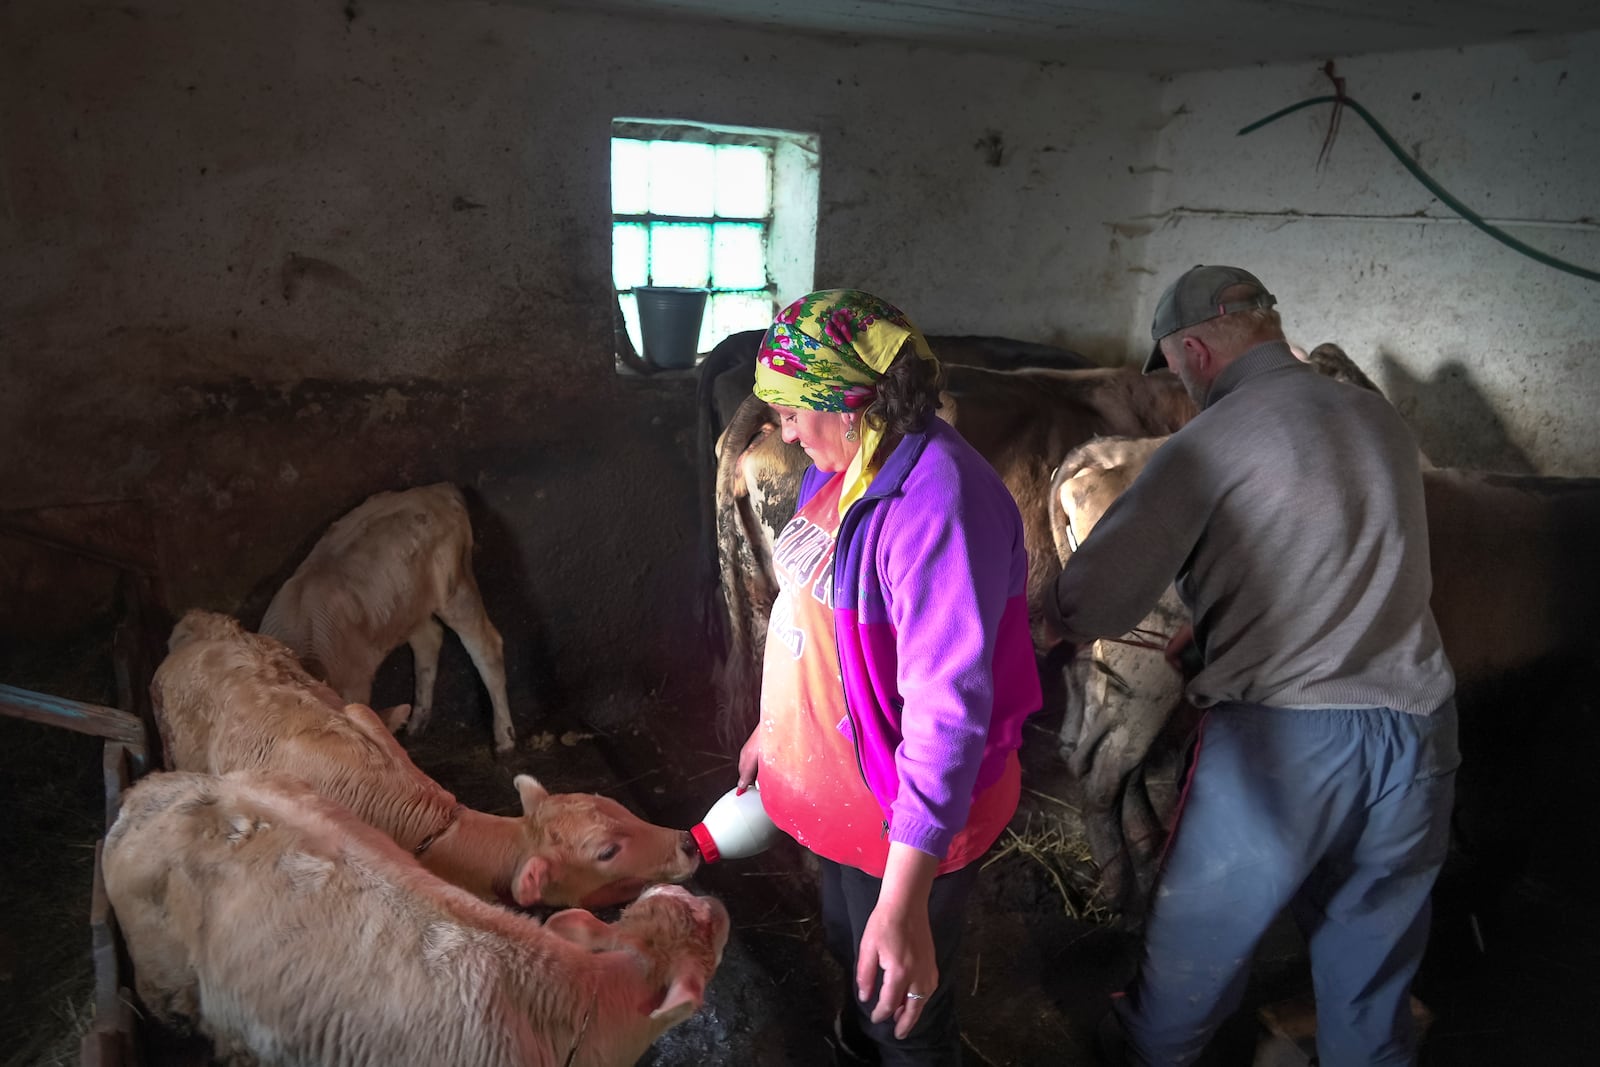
[983,793,1111,924]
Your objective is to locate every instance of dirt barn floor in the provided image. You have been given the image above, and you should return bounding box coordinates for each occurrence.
[3,623,1599,1066]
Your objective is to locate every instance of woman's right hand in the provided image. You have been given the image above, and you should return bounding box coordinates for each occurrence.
[736,723,762,793]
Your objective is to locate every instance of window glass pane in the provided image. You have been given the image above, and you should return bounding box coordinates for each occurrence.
[611,139,650,215]
[711,224,768,289]
[618,292,644,358]
[715,145,771,218]
[612,223,648,290]
[610,124,810,368]
[648,142,716,217]
[649,223,711,287]
[702,290,777,352]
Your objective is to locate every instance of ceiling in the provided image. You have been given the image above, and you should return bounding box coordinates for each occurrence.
[548,0,1600,72]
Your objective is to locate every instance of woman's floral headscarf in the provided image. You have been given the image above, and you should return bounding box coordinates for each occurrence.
[753,289,937,516]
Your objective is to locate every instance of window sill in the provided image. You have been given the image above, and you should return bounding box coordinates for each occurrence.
[612,356,703,381]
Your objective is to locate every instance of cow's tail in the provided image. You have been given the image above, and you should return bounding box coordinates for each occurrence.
[711,395,777,748]
[695,332,764,653]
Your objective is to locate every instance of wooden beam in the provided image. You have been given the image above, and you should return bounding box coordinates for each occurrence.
[90,842,120,1019]
[79,1028,122,1067]
[0,684,147,754]
[111,571,164,777]
[103,742,130,831]
[0,515,158,578]
[82,839,139,1067]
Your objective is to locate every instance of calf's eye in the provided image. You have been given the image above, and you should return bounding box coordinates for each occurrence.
[597,844,620,862]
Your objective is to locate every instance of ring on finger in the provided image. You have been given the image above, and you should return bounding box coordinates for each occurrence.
[904,992,926,1001]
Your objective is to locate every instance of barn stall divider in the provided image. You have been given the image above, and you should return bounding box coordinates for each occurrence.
[1,509,170,1067]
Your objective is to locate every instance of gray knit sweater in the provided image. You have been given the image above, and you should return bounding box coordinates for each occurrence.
[1051,341,1454,714]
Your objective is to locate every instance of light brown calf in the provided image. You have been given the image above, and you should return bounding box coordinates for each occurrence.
[261,482,516,751]
[104,769,729,1067]
[154,610,699,908]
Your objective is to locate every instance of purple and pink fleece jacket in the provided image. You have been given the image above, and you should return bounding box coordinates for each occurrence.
[797,417,1041,859]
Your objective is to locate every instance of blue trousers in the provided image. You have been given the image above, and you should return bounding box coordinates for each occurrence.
[1118,700,1459,1067]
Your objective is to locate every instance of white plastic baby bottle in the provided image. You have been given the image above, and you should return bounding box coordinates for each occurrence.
[690,783,780,862]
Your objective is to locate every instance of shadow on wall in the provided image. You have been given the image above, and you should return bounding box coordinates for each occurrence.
[455,483,561,720]
[1378,352,1537,474]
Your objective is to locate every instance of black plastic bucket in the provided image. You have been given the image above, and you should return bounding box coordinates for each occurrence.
[635,286,709,370]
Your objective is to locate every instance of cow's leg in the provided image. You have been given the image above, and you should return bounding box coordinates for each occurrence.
[1121,767,1163,907]
[404,616,445,738]
[326,658,413,733]
[1069,638,1185,919]
[1063,647,1130,910]
[437,577,515,753]
[1056,654,1090,766]
[1082,737,1155,917]
[375,703,412,733]
[1084,788,1134,915]
[1125,700,1204,906]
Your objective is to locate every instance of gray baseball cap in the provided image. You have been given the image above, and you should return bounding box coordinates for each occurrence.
[1143,265,1277,373]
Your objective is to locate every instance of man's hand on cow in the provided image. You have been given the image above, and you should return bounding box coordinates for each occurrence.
[736,724,762,793]
[1164,623,1198,676]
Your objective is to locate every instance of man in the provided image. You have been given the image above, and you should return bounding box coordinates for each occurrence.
[1048,265,1458,1066]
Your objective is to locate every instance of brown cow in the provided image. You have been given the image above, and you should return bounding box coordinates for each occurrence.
[261,482,516,751]
[104,769,729,1067]
[709,362,1197,739]
[154,610,699,909]
[693,331,1094,663]
[1048,437,1600,916]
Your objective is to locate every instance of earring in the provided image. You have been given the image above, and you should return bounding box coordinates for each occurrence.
[844,421,858,442]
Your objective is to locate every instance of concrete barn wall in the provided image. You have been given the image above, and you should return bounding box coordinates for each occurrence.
[0,0,1158,716]
[1122,33,1600,476]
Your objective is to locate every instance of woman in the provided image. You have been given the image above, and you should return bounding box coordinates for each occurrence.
[735,289,1041,1065]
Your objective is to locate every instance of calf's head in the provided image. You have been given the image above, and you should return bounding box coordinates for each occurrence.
[510,775,701,909]
[167,607,243,652]
[544,884,731,1030]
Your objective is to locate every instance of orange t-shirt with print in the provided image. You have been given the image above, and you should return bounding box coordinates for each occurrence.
[756,474,1019,877]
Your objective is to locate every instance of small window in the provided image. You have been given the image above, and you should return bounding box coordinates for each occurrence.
[612,119,819,367]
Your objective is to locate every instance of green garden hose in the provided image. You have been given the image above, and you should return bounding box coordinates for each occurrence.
[1238,94,1599,284]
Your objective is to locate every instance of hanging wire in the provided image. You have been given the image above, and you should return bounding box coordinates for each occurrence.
[1238,95,1600,284]
[1315,61,1346,171]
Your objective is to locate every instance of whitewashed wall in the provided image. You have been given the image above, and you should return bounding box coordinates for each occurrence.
[4,1,1596,612]
[1120,33,1600,475]
[0,0,1160,440]
[0,0,1162,689]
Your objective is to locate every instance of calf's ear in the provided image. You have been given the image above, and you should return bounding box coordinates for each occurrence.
[514,855,557,907]
[378,703,412,732]
[648,968,707,1026]
[308,681,347,712]
[514,774,548,814]
[543,908,618,951]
